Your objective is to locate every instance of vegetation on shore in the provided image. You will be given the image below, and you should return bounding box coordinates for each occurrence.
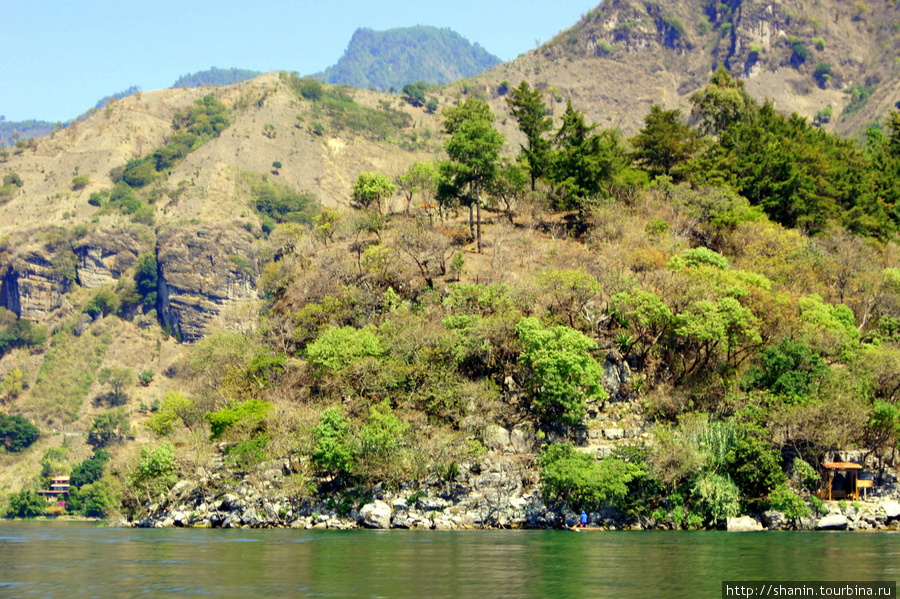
[2,68,900,529]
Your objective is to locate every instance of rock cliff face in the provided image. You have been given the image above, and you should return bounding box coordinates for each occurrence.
[0,247,71,320]
[74,229,152,289]
[157,224,260,342]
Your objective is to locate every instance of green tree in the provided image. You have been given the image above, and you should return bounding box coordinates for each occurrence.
[506,81,553,190]
[537,268,601,329]
[689,66,756,135]
[768,484,811,522]
[146,392,200,435]
[516,317,607,425]
[87,410,130,448]
[134,253,158,309]
[443,97,505,252]
[358,400,408,456]
[5,490,45,518]
[98,367,135,406]
[397,161,440,215]
[0,414,40,452]
[312,407,355,474]
[351,171,397,213]
[549,101,632,210]
[743,340,827,402]
[631,105,700,179]
[401,81,427,107]
[205,399,271,440]
[486,158,527,223]
[690,470,741,526]
[70,480,117,517]
[610,290,674,362]
[69,449,111,488]
[83,289,119,318]
[538,444,644,509]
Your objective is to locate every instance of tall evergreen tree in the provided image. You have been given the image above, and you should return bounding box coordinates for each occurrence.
[506,81,553,190]
[550,101,631,211]
[631,105,700,180]
[443,98,504,252]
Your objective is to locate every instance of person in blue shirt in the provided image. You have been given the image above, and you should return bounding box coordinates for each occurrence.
[580,511,588,528]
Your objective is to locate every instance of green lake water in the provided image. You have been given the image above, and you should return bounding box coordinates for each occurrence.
[0,521,897,598]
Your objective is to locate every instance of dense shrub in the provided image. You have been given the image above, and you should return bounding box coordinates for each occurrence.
[205,399,271,440]
[5,490,45,518]
[312,407,355,474]
[538,444,644,509]
[516,317,606,425]
[0,414,40,452]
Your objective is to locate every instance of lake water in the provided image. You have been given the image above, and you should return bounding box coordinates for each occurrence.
[0,521,897,598]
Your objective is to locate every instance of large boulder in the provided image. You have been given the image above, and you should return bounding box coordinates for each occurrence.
[359,500,392,529]
[882,501,900,520]
[481,425,510,450]
[761,510,786,530]
[727,516,762,531]
[816,515,849,530]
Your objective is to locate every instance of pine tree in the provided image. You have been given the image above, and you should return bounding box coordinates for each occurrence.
[506,81,553,190]
[443,98,504,252]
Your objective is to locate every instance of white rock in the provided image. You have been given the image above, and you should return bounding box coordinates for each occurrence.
[359,500,393,529]
[882,501,900,519]
[482,425,510,449]
[816,515,849,530]
[727,516,762,531]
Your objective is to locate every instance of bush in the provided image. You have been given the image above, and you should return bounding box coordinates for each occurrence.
[0,414,40,452]
[516,317,606,425]
[312,407,355,474]
[690,470,741,526]
[768,484,811,521]
[83,289,119,318]
[538,444,644,510]
[70,175,90,191]
[138,370,155,386]
[813,63,833,87]
[0,312,48,357]
[69,449,110,488]
[205,399,271,440]
[306,326,383,373]
[358,400,408,456]
[69,480,117,517]
[130,442,176,498]
[5,490,45,518]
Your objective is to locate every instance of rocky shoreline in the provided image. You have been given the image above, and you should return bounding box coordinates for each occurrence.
[117,455,900,532]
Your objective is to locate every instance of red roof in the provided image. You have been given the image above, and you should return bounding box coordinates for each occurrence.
[823,462,862,470]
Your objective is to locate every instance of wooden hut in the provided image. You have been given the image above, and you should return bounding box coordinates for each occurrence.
[820,462,862,501]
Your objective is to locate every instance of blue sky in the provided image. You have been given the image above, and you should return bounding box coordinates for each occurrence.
[1,0,599,122]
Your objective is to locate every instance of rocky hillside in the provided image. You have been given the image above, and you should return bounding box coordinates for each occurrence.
[2,0,900,532]
[460,0,900,138]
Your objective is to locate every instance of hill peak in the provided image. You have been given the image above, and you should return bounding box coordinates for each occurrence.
[318,25,502,91]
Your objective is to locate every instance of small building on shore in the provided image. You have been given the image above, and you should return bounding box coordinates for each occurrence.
[37,476,71,502]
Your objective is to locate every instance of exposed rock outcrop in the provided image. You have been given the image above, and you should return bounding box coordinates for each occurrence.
[0,247,71,320]
[74,228,151,288]
[157,224,260,342]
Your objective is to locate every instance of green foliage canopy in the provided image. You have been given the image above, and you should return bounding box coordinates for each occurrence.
[516,317,606,425]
